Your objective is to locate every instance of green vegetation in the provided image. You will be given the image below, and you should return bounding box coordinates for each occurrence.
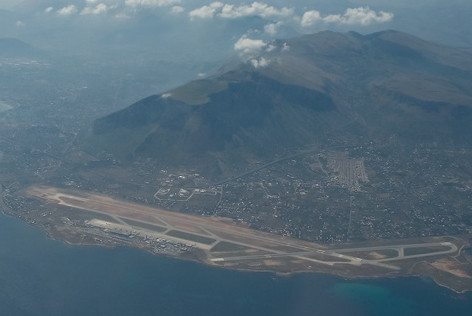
[90,31,472,178]
[169,79,228,105]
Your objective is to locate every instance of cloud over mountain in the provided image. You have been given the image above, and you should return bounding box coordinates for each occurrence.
[234,36,268,55]
[323,7,393,26]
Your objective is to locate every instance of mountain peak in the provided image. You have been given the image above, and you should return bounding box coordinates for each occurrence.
[88,30,472,178]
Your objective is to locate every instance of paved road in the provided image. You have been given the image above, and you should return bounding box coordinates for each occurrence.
[28,186,460,273]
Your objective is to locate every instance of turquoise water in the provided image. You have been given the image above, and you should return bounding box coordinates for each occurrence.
[1,213,471,316]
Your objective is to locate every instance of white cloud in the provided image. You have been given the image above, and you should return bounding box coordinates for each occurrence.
[125,0,181,8]
[50,0,185,18]
[234,36,273,68]
[189,2,223,19]
[114,12,131,19]
[219,2,293,19]
[323,7,393,26]
[234,36,268,56]
[16,20,25,28]
[46,1,393,31]
[264,22,281,36]
[233,36,294,67]
[189,1,293,20]
[250,57,270,68]
[188,2,393,34]
[265,44,275,52]
[81,3,108,15]
[300,10,321,28]
[170,5,184,14]
[57,5,78,16]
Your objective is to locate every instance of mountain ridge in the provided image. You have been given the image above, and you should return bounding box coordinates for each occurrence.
[0,37,43,58]
[89,30,472,178]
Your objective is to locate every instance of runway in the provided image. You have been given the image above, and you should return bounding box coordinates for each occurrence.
[27,186,460,273]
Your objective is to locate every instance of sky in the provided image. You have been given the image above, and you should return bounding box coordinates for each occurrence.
[3,1,395,29]
[1,0,471,123]
[1,1,471,64]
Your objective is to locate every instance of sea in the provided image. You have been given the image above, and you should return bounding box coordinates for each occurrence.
[1,212,471,316]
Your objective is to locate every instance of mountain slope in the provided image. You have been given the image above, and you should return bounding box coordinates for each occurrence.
[0,38,42,58]
[91,30,472,178]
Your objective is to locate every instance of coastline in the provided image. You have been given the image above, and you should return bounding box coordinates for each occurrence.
[2,206,470,295]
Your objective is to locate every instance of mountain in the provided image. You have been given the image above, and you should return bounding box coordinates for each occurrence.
[90,30,472,179]
[0,38,42,58]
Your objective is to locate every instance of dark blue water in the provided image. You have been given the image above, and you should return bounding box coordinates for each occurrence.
[1,213,471,316]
